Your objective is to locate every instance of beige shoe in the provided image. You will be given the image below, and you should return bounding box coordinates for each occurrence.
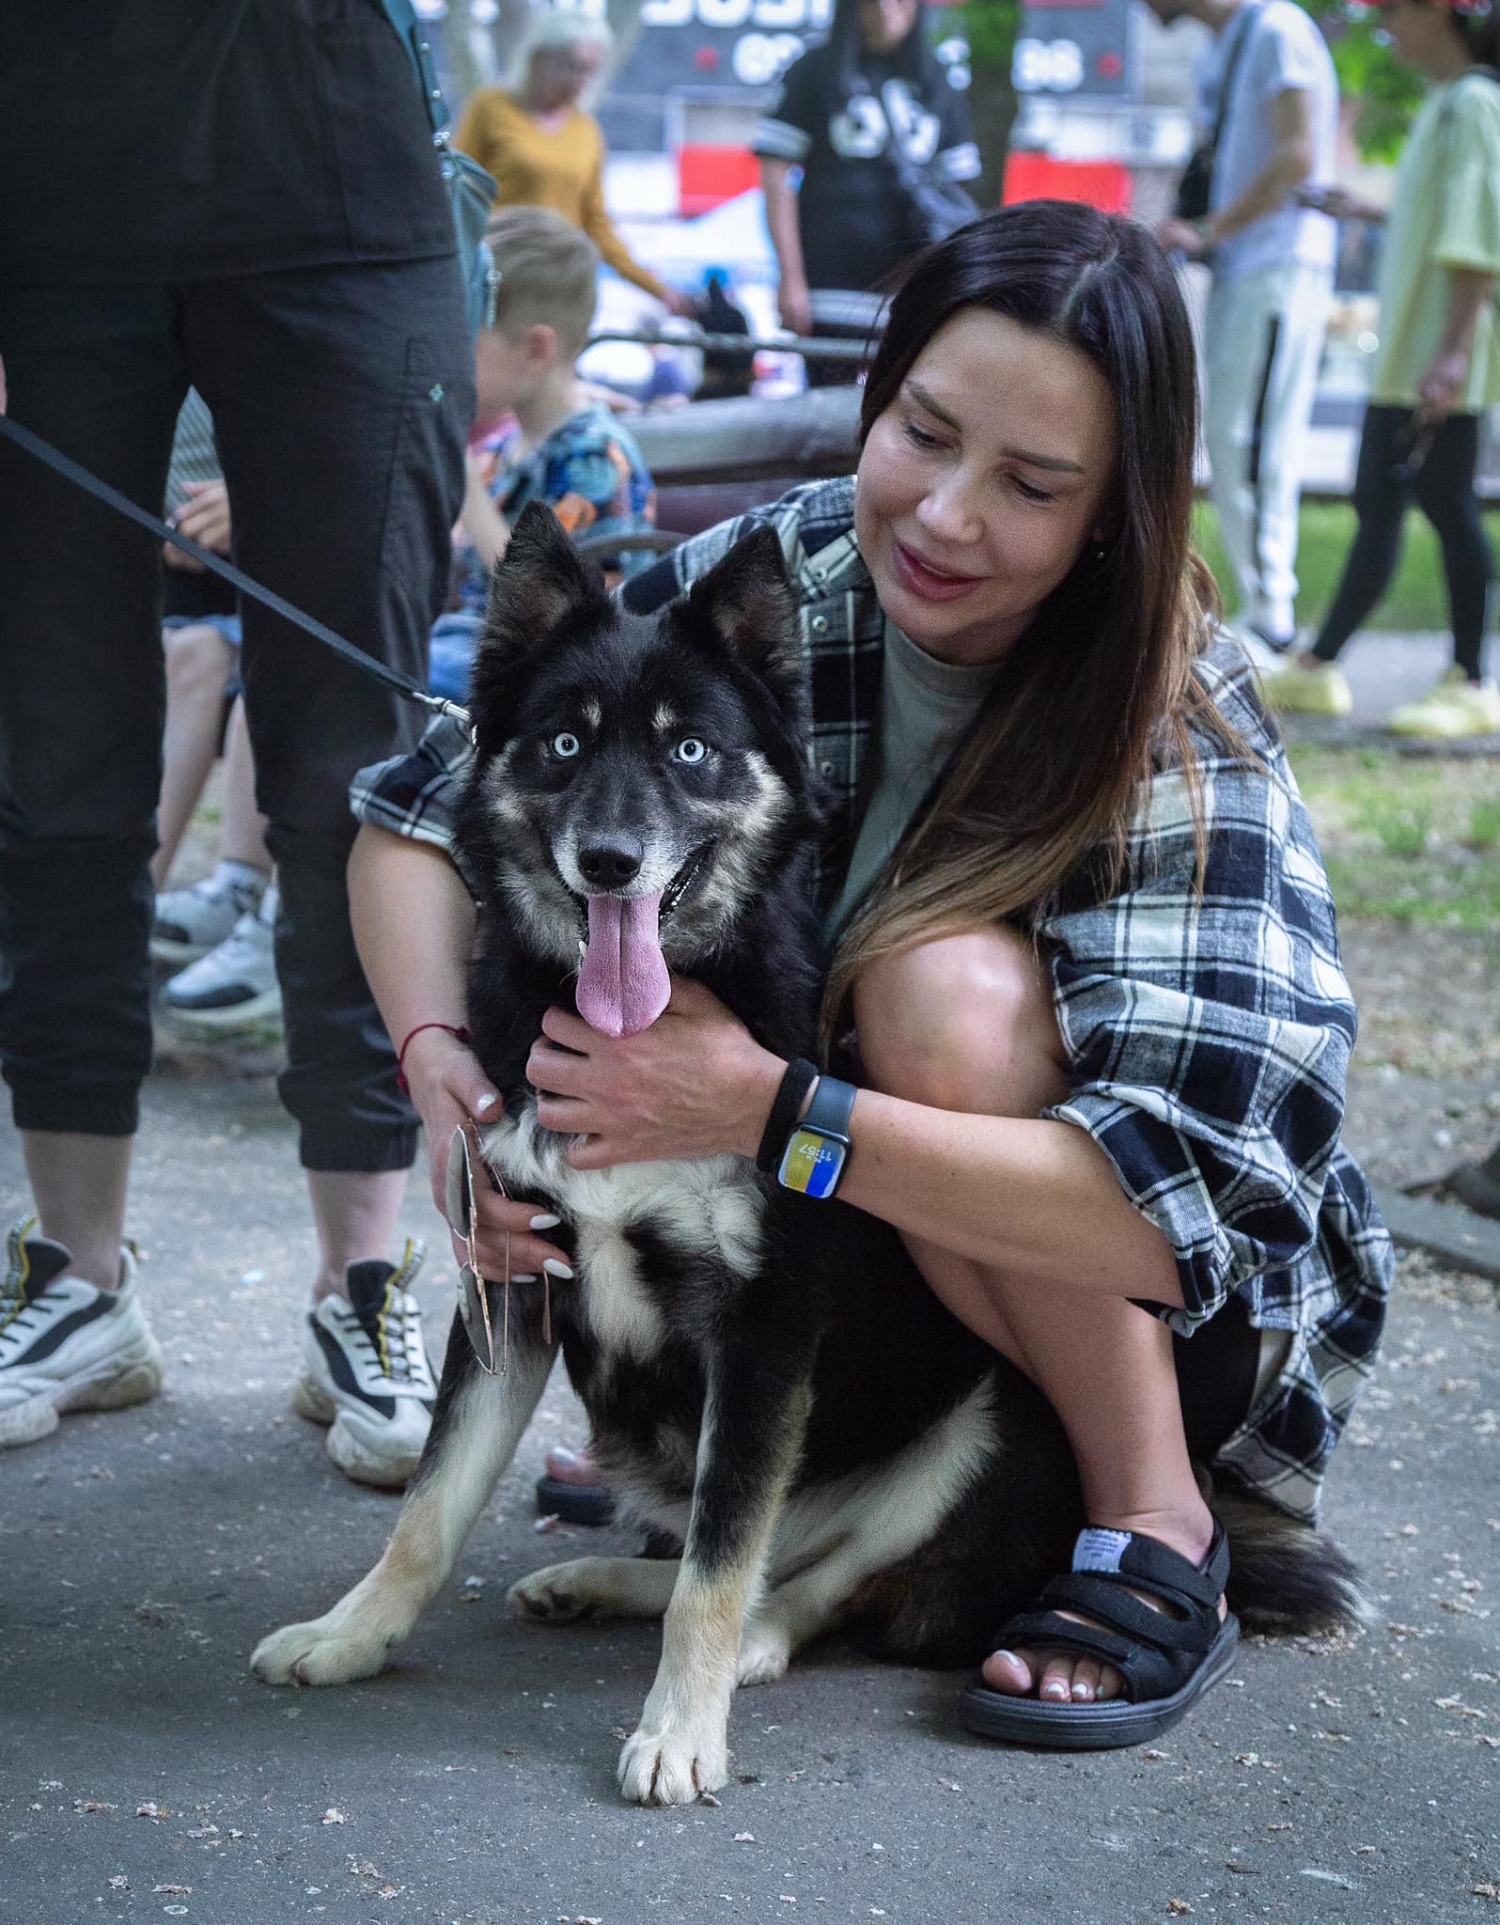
[1388,668,1500,738]
[1256,657,1354,718]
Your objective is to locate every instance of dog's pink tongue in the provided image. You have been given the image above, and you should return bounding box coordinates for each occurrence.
[577,893,670,1037]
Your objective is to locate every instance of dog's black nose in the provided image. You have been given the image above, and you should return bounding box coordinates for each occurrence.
[578,838,644,889]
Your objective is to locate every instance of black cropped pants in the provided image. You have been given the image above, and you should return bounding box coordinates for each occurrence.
[0,259,473,1169]
[1311,403,1493,681]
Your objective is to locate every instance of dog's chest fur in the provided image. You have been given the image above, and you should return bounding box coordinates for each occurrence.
[479,1103,765,1368]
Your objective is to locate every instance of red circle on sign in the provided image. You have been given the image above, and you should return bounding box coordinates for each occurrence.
[694,44,719,70]
[1097,50,1123,77]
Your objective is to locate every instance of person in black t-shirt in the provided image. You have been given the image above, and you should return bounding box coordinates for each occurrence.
[0,2,474,1489]
[754,0,980,384]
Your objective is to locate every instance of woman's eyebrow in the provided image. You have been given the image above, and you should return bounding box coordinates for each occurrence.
[904,380,1087,475]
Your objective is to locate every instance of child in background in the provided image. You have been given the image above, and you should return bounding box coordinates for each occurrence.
[430,206,656,703]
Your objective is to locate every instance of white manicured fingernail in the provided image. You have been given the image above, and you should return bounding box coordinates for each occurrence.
[511,1272,538,1283]
[475,1094,497,1114]
[530,1213,561,1230]
[542,1258,574,1279]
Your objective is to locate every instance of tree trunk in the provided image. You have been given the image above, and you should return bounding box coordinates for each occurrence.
[966,60,1018,211]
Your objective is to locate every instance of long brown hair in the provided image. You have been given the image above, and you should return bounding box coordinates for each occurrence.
[826,201,1230,1031]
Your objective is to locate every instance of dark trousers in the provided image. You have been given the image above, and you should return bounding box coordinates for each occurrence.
[0,260,473,1169]
[1312,403,1493,681]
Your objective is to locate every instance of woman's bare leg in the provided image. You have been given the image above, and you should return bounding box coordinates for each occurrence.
[219,695,271,873]
[855,929,1220,1705]
[154,624,234,889]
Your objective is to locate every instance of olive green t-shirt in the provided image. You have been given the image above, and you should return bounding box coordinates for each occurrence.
[1372,71,1500,410]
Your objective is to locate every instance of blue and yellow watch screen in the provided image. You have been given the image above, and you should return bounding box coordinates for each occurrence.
[778,1127,847,1199]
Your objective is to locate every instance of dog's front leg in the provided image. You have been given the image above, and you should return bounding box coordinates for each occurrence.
[618,1353,813,1806]
[252,1311,554,1687]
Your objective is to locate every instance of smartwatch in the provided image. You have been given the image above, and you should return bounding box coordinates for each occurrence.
[777,1074,856,1200]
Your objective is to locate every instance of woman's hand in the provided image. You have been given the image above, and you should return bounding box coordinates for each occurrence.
[400,1026,572,1283]
[174,477,233,550]
[527,977,787,1171]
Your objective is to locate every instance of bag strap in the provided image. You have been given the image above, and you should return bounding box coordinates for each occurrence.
[1209,2,1265,153]
[376,0,452,139]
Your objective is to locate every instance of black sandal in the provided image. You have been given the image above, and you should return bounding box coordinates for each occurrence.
[534,1473,615,1527]
[957,1520,1239,1751]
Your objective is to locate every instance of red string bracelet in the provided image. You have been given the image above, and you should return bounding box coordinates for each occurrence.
[396,1020,471,1092]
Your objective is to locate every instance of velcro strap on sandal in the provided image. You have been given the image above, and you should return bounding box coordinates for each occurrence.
[1114,1521,1228,1612]
[994,1610,1137,1670]
[1040,1571,1218,1657]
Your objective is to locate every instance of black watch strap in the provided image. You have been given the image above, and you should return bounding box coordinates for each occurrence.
[801,1073,856,1142]
[756,1057,819,1172]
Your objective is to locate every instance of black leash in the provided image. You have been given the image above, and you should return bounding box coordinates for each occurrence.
[0,411,471,730]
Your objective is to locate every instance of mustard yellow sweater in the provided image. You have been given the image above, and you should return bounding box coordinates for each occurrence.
[455,90,668,302]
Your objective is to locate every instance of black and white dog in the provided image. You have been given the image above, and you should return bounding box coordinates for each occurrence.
[252,505,1362,1804]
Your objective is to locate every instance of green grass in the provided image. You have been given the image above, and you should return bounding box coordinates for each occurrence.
[1193,500,1500,635]
[1287,745,1500,930]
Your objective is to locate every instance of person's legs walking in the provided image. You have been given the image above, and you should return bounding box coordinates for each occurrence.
[1259,405,1412,715]
[1204,268,1282,642]
[1385,412,1500,734]
[1244,263,1332,645]
[1309,405,1412,661]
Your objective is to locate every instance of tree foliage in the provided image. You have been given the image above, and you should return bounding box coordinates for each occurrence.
[1300,0,1426,161]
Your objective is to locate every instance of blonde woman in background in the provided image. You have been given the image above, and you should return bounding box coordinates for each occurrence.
[456,11,692,317]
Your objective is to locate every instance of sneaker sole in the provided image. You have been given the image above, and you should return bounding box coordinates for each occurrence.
[1388,716,1500,738]
[0,1335,164,1450]
[150,935,214,965]
[291,1374,421,1490]
[160,989,283,1031]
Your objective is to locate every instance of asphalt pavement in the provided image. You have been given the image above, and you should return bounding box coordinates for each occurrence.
[2,1059,1498,1925]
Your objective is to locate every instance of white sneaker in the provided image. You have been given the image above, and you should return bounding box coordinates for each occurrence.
[0,1218,163,1449]
[152,867,267,964]
[160,885,280,1030]
[293,1240,435,1489]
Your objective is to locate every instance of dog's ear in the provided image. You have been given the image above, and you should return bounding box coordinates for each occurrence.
[682,523,803,711]
[470,503,604,750]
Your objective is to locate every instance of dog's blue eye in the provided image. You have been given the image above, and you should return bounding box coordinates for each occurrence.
[551,732,581,759]
[673,738,708,765]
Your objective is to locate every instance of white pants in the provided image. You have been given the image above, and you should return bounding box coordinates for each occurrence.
[1204,260,1333,642]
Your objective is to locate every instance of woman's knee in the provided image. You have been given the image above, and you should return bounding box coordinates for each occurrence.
[162,622,233,697]
[853,926,1069,1117]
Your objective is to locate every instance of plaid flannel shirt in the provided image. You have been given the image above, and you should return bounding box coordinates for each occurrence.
[352,477,1391,1523]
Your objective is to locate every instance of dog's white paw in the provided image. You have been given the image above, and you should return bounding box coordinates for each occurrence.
[250,1616,392,1687]
[618,1720,729,1806]
[508,1562,596,1623]
[736,1619,791,1687]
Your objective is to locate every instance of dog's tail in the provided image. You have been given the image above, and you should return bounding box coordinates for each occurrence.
[1215,1485,1373,1636]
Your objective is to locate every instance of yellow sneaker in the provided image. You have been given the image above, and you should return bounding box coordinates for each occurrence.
[1256,657,1354,717]
[1388,668,1500,738]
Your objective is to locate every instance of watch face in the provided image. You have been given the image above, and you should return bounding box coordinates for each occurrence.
[778,1127,847,1199]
